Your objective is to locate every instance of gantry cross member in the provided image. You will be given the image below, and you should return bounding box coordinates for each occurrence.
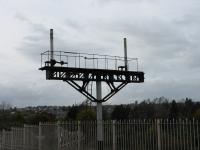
[40,60,144,102]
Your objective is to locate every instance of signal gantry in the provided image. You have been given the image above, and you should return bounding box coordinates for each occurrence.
[39,29,144,148]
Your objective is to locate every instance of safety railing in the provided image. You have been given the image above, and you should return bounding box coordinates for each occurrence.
[40,51,139,71]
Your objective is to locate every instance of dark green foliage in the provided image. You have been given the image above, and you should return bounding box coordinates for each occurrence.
[26,112,56,124]
[0,110,56,130]
[65,104,96,120]
[77,108,96,120]
[66,105,79,120]
[130,101,155,119]
[111,105,131,120]
[184,98,194,118]
[1,97,200,130]
[169,100,178,118]
[110,97,200,120]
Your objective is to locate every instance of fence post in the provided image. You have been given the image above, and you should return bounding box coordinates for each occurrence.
[2,129,5,150]
[11,127,13,150]
[112,120,116,150]
[38,122,42,150]
[78,121,81,150]
[23,124,26,150]
[0,131,1,150]
[57,121,60,150]
[157,119,161,150]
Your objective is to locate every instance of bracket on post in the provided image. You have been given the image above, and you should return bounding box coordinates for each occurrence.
[64,80,128,102]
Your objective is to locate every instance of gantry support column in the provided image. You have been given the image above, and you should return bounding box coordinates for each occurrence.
[96,81,103,149]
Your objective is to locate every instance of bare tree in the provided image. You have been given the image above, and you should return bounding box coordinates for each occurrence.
[0,101,12,110]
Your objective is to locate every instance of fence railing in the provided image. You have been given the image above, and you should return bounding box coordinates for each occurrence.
[0,119,200,150]
[40,51,139,71]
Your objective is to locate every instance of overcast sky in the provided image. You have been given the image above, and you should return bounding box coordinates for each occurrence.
[0,0,200,107]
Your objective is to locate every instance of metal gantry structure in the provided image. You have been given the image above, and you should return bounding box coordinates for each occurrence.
[40,51,144,102]
[39,29,144,148]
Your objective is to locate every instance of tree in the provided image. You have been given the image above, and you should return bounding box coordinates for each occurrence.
[0,101,12,111]
[194,109,200,119]
[11,112,25,124]
[66,105,79,120]
[184,98,194,118]
[27,112,56,124]
[77,108,96,120]
[111,105,131,120]
[169,100,178,118]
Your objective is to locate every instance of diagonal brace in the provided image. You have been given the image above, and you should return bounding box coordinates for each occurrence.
[64,80,128,102]
[102,82,128,102]
[64,80,97,102]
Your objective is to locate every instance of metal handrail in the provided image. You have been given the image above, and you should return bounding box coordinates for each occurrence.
[40,51,139,71]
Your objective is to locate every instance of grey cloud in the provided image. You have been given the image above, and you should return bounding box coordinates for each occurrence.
[108,20,188,55]
[9,1,200,107]
[14,13,31,23]
[113,78,200,104]
[0,80,84,107]
[17,19,112,62]
[98,0,146,4]
[15,14,50,61]
[15,13,48,35]
[108,19,200,72]
[65,19,85,32]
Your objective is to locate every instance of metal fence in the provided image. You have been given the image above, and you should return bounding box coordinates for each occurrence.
[40,51,139,71]
[0,119,200,150]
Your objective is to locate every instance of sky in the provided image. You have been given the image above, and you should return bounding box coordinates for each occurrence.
[0,0,200,107]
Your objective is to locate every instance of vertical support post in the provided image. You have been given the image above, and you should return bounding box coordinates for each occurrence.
[38,122,42,150]
[78,121,81,150]
[157,119,161,150]
[2,129,5,149]
[124,38,128,71]
[11,127,13,150]
[0,130,1,149]
[23,124,26,150]
[50,29,54,60]
[57,121,60,150]
[96,81,103,149]
[197,119,200,150]
[112,120,116,150]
